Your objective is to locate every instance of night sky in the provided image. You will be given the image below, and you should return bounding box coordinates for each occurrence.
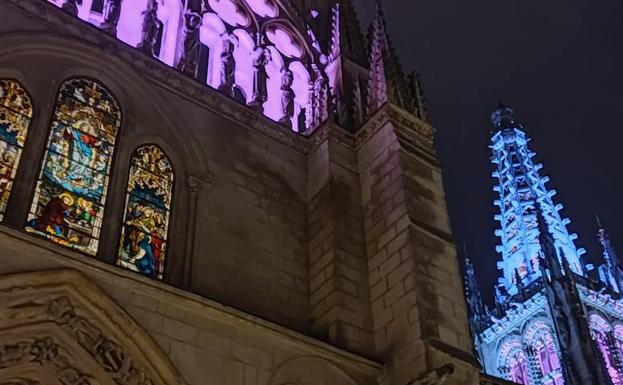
[353,0,623,303]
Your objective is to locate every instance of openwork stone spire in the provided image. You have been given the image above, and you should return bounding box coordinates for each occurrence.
[366,10,387,115]
[328,0,367,66]
[325,0,369,130]
[490,103,587,295]
[365,0,422,118]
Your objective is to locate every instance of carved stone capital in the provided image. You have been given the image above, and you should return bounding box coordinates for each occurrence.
[187,174,213,194]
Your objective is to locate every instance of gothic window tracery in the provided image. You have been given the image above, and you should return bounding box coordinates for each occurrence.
[590,313,623,385]
[499,339,532,385]
[46,0,328,133]
[524,321,564,385]
[614,325,623,356]
[26,78,120,255]
[117,145,173,280]
[0,80,32,221]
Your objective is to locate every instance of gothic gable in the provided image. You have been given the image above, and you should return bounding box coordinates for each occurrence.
[0,269,184,385]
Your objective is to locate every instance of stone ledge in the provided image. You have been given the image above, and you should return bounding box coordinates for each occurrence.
[0,224,382,375]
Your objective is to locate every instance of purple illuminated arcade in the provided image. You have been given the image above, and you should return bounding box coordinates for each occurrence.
[466,103,623,385]
[45,0,425,134]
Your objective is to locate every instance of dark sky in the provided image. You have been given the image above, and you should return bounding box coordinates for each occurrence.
[352,0,623,303]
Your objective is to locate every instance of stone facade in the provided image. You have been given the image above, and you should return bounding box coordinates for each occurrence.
[0,1,501,385]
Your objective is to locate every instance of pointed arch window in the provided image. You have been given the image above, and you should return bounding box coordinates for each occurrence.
[117,145,173,280]
[0,80,32,220]
[499,340,532,385]
[590,314,623,385]
[26,79,120,255]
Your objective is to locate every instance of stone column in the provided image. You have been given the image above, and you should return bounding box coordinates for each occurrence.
[357,104,479,384]
[182,175,212,290]
[526,345,543,385]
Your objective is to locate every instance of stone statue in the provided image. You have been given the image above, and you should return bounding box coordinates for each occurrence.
[279,68,294,124]
[137,0,162,57]
[100,0,122,36]
[249,47,271,107]
[177,10,203,77]
[307,64,328,129]
[218,34,238,97]
[61,0,82,16]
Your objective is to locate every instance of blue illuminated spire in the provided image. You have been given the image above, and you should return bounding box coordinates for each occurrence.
[489,103,587,295]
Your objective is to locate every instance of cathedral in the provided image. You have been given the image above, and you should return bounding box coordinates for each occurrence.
[0,0,508,385]
[466,103,623,385]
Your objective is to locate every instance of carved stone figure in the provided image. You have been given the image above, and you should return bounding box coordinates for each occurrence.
[279,68,294,124]
[0,341,31,368]
[94,339,124,372]
[249,47,271,107]
[218,34,237,97]
[61,0,81,16]
[137,0,162,57]
[177,10,203,77]
[100,0,122,36]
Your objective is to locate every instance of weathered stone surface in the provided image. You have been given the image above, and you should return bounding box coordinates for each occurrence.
[0,2,482,385]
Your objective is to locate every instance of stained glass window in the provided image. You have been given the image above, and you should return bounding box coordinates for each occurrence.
[0,80,32,220]
[117,145,173,280]
[26,79,120,255]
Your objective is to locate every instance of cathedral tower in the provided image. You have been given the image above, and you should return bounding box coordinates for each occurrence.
[469,103,623,385]
[490,102,586,296]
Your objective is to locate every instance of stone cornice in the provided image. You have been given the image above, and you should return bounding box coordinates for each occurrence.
[578,284,623,320]
[480,292,548,344]
[355,104,438,168]
[0,225,382,375]
[306,120,357,153]
[357,104,435,148]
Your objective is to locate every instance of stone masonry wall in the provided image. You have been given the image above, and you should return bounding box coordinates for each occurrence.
[357,107,479,385]
[0,2,482,385]
[0,228,380,385]
[307,129,374,356]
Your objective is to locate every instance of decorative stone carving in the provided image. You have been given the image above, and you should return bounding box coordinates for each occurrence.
[100,0,122,36]
[0,338,96,385]
[218,33,238,97]
[177,9,203,77]
[279,68,294,124]
[0,269,185,385]
[137,0,162,57]
[249,46,271,107]
[61,0,80,16]
[305,65,328,130]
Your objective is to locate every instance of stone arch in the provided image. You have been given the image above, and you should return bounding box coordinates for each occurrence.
[521,318,556,346]
[0,269,185,385]
[268,356,359,385]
